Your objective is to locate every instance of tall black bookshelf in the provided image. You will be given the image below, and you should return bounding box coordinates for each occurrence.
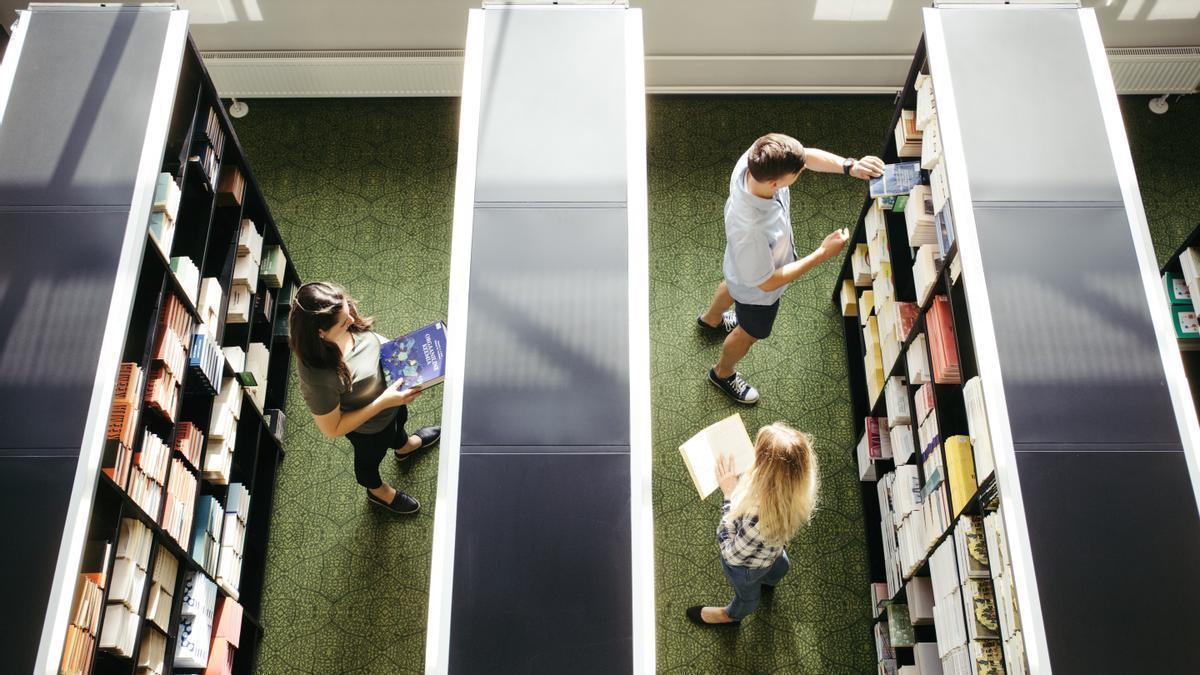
[0,6,299,675]
[834,4,1200,674]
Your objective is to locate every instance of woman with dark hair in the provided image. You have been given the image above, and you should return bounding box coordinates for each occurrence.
[289,281,440,514]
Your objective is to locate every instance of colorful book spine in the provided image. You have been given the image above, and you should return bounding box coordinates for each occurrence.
[927,297,961,385]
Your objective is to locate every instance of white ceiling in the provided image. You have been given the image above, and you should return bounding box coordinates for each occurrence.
[3,1,1198,53]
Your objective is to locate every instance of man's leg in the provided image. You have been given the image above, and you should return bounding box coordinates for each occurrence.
[699,281,733,328]
[714,326,756,379]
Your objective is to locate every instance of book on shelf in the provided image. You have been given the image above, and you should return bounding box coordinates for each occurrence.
[890,424,914,465]
[864,316,886,406]
[197,277,223,330]
[948,253,962,285]
[927,297,961,385]
[913,245,939,306]
[929,160,950,216]
[858,290,875,325]
[260,244,285,288]
[170,256,200,306]
[176,570,218,669]
[857,417,890,482]
[244,341,270,412]
[152,172,181,221]
[870,581,890,615]
[984,508,1029,674]
[380,322,448,391]
[216,483,251,599]
[191,496,224,577]
[961,377,994,482]
[885,377,910,427]
[935,205,956,262]
[679,413,756,499]
[865,198,886,242]
[840,279,857,316]
[226,284,251,324]
[222,346,246,374]
[188,330,225,395]
[894,109,923,158]
[943,436,978,518]
[908,334,931,386]
[129,430,170,519]
[1172,305,1200,339]
[254,286,274,324]
[920,115,942,171]
[887,603,917,647]
[915,73,935,131]
[1163,269,1192,306]
[852,243,871,286]
[905,185,937,247]
[912,642,940,675]
[162,457,197,546]
[59,544,109,675]
[100,519,153,657]
[907,576,935,626]
[217,164,246,207]
[136,627,167,675]
[874,620,896,665]
[205,377,241,484]
[266,408,287,443]
[869,161,923,198]
[233,251,260,293]
[915,382,935,425]
[147,211,175,260]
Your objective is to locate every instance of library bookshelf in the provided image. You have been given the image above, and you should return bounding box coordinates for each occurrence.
[834,5,1200,674]
[0,6,299,675]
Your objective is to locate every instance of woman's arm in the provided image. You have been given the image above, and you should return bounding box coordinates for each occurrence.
[312,377,421,438]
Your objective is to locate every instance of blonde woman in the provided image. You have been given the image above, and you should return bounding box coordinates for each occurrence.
[687,422,820,625]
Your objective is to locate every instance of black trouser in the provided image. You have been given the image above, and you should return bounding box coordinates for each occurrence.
[345,406,409,489]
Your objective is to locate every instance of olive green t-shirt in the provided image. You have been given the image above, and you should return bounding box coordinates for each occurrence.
[295,331,397,435]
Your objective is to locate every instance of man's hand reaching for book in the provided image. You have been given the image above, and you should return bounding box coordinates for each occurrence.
[717,454,739,500]
[850,155,885,180]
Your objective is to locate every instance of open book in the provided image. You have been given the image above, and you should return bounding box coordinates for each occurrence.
[679,413,757,499]
[379,321,447,390]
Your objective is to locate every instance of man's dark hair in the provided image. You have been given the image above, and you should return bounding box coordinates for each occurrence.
[747,133,806,182]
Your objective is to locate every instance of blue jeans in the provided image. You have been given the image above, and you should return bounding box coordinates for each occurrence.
[721,551,790,620]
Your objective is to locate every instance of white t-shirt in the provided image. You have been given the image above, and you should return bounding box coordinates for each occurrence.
[722,150,797,306]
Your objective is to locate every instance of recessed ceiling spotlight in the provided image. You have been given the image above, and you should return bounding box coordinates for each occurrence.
[229,99,249,119]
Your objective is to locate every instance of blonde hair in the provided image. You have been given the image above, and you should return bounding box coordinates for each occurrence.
[729,422,820,547]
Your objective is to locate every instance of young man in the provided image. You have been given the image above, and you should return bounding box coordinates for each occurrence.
[698,133,884,404]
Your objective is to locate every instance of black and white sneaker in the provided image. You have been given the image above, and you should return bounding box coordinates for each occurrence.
[708,368,760,405]
[367,489,420,515]
[696,309,738,335]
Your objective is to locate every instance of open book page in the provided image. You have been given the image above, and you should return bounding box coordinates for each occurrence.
[679,413,757,499]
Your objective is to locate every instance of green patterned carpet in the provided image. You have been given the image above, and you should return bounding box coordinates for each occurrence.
[233,93,1198,674]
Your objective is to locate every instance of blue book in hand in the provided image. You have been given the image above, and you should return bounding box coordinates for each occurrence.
[869,161,926,198]
[380,321,447,390]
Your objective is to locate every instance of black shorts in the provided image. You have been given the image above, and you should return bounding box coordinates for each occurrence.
[734,300,780,340]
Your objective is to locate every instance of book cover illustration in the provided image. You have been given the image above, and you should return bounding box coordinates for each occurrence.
[379,321,447,390]
[869,161,925,198]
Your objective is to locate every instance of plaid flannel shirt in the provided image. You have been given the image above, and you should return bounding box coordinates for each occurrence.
[717,499,783,570]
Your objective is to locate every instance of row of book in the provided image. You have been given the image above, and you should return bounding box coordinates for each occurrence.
[1164,265,1200,340]
[192,496,225,579]
[929,518,1005,674]
[217,164,246,208]
[194,106,226,188]
[189,330,226,396]
[205,377,242,484]
[59,540,111,675]
[175,421,204,471]
[217,483,252,599]
[171,256,201,307]
[128,430,170,521]
[162,456,198,546]
[145,294,196,421]
[983,507,1029,674]
[927,298,961,385]
[176,569,243,673]
[148,172,181,259]
[104,363,145,489]
[99,519,154,657]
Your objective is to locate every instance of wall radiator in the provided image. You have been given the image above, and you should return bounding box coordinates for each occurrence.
[201,47,1200,98]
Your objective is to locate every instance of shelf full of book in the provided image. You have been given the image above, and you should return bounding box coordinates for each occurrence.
[0,6,299,675]
[836,5,1200,674]
[832,34,1031,675]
